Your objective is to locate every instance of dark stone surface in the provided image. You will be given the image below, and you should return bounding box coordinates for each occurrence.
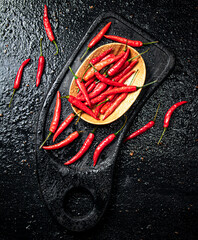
[0,0,197,239]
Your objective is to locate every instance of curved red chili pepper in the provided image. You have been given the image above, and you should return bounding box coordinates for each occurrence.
[124,104,160,142]
[53,113,75,142]
[36,38,45,87]
[64,128,96,165]
[107,49,130,77]
[104,35,158,47]
[100,53,115,61]
[39,91,61,149]
[90,63,126,87]
[43,5,58,55]
[9,58,31,107]
[90,48,112,65]
[80,22,111,60]
[84,52,125,81]
[63,95,99,120]
[76,77,96,97]
[75,78,92,107]
[93,115,127,166]
[42,131,80,150]
[158,101,188,144]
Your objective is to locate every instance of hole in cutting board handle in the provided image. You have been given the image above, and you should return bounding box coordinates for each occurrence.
[63,186,95,219]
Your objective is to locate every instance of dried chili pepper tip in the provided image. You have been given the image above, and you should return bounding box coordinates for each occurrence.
[157,101,188,145]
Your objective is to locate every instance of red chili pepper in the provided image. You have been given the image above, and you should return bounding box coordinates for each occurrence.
[53,112,75,142]
[100,53,115,61]
[90,63,126,87]
[124,104,160,142]
[76,77,96,97]
[158,101,188,144]
[80,22,111,60]
[39,91,61,148]
[101,80,157,96]
[42,131,81,150]
[93,115,127,166]
[104,35,158,47]
[36,38,45,87]
[64,128,96,165]
[43,5,58,55]
[77,82,107,101]
[90,48,112,65]
[63,95,99,120]
[9,58,31,107]
[84,52,125,81]
[107,49,130,77]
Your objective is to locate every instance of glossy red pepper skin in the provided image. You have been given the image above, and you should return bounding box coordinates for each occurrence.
[36,56,45,87]
[107,49,130,76]
[75,78,92,107]
[43,5,55,41]
[93,133,116,166]
[100,53,115,61]
[68,95,99,120]
[104,35,143,47]
[9,58,31,107]
[42,131,80,150]
[124,121,155,142]
[88,22,111,48]
[84,52,125,81]
[14,58,31,89]
[158,101,187,144]
[43,5,58,55]
[49,91,61,133]
[101,85,137,96]
[76,77,95,97]
[103,93,128,120]
[53,113,75,142]
[36,38,45,87]
[90,48,112,65]
[94,71,126,87]
[64,133,95,165]
[77,82,107,101]
[164,101,188,128]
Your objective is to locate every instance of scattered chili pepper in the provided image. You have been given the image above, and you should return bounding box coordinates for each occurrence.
[104,35,158,47]
[36,38,45,87]
[53,112,76,142]
[80,22,111,60]
[158,101,188,145]
[107,49,130,77]
[83,52,125,81]
[43,5,58,55]
[39,91,61,148]
[90,63,126,87]
[93,115,127,166]
[124,103,160,142]
[9,58,31,107]
[64,128,97,165]
[42,131,81,150]
[101,80,157,96]
[62,95,99,120]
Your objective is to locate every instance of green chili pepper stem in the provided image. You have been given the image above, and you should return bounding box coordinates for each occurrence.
[9,89,16,108]
[39,132,52,149]
[80,47,90,61]
[69,67,78,79]
[75,111,82,125]
[114,114,127,136]
[157,127,167,145]
[90,62,97,72]
[40,38,43,56]
[129,69,139,85]
[124,39,128,52]
[153,103,160,122]
[136,80,157,89]
[91,127,98,134]
[53,40,58,55]
[128,48,150,62]
[82,64,91,78]
[143,41,158,46]
[60,96,69,99]
[96,98,110,106]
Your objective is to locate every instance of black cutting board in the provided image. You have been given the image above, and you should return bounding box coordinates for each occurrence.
[35,12,175,232]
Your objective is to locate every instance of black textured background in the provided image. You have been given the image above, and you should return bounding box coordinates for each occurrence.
[0,0,197,239]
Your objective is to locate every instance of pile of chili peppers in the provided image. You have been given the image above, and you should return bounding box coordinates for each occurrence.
[8,3,188,167]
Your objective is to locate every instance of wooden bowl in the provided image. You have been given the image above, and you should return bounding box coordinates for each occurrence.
[69,43,146,125]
